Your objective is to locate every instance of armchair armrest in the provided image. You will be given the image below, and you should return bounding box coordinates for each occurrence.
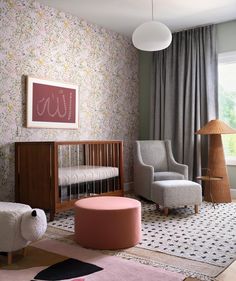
[169,160,188,179]
[134,161,154,200]
[133,141,154,200]
[134,161,154,180]
[134,144,154,182]
[165,140,188,179]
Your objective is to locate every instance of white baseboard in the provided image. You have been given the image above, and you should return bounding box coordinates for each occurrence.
[124,182,134,192]
[230,188,236,199]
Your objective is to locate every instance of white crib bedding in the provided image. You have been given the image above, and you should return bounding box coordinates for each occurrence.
[58,165,119,186]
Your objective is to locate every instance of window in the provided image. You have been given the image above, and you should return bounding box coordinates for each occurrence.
[218,52,236,164]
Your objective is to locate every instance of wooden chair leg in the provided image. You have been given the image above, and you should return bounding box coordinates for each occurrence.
[49,211,55,222]
[23,247,27,257]
[163,207,169,216]
[7,252,12,265]
[194,205,199,214]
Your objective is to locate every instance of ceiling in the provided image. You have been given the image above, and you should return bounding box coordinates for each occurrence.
[37,0,236,37]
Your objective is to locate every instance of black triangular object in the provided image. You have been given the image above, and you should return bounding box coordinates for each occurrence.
[34,258,103,280]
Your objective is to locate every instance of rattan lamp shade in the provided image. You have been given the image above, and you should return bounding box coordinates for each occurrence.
[196,119,236,135]
[196,119,236,203]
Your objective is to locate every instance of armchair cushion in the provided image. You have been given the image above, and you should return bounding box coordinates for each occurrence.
[154,171,185,181]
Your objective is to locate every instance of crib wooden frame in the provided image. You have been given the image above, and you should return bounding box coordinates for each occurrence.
[15,140,124,221]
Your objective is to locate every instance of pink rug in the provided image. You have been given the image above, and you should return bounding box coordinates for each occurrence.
[0,239,185,281]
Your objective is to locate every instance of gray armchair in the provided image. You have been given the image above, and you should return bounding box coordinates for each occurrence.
[133,140,188,201]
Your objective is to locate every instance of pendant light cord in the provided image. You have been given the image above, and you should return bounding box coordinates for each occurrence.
[152,0,154,20]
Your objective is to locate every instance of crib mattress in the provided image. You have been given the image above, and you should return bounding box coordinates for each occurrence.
[58,165,119,186]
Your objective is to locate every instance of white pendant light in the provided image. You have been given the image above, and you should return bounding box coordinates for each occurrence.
[132,0,172,52]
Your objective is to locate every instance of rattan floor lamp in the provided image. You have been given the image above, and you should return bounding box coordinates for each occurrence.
[196,119,236,203]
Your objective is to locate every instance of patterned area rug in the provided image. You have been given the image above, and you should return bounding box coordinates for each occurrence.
[48,199,236,269]
[140,200,236,267]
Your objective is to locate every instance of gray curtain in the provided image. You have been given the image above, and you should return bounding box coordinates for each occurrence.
[150,25,218,180]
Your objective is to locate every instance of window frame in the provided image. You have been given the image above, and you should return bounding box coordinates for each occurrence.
[218,51,236,165]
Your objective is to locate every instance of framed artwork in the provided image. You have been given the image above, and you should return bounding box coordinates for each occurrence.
[26,76,79,129]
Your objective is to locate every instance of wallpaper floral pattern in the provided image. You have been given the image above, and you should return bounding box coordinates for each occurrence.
[0,0,139,201]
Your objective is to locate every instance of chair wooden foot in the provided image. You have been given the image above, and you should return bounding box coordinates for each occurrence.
[23,247,27,257]
[194,205,199,214]
[163,207,168,216]
[49,211,55,222]
[7,252,12,265]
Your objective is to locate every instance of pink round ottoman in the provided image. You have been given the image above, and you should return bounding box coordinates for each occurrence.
[74,196,141,250]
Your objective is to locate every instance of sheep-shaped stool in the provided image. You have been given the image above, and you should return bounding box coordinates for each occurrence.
[0,202,47,264]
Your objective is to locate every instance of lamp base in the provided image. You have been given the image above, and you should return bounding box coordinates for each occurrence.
[204,134,231,203]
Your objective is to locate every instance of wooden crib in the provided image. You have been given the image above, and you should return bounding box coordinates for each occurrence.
[15,140,124,220]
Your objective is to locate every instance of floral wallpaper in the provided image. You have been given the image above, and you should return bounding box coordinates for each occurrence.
[0,0,139,201]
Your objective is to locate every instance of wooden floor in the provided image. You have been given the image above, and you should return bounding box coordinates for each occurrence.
[215,261,236,281]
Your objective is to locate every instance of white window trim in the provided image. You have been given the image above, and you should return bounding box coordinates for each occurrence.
[218,51,236,64]
[218,51,236,164]
[226,157,236,166]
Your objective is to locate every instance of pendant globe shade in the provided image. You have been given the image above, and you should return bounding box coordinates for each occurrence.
[132,21,172,51]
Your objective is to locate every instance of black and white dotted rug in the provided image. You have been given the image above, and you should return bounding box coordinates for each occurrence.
[48,200,236,268]
[139,200,236,268]
[48,210,75,231]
